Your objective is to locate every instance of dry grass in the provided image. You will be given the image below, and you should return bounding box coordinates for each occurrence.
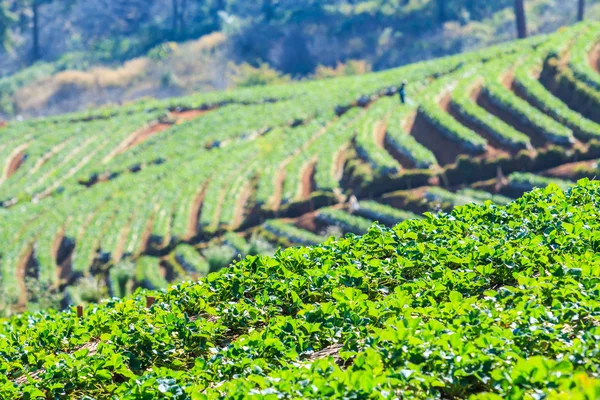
[13,33,228,116]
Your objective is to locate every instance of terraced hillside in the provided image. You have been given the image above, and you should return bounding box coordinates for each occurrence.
[1,22,600,313]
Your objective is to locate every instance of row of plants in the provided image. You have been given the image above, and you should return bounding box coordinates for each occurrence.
[354,97,401,176]
[507,172,573,192]
[450,72,531,150]
[482,57,575,146]
[355,200,421,226]
[513,27,600,141]
[568,24,600,92]
[315,207,374,234]
[385,108,438,168]
[262,220,328,246]
[417,70,489,154]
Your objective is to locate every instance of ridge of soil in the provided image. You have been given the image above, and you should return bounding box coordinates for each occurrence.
[541,159,597,180]
[15,245,34,310]
[590,44,600,74]
[300,159,317,200]
[3,143,29,182]
[445,95,511,156]
[270,167,287,211]
[231,181,254,230]
[186,182,209,240]
[407,109,464,167]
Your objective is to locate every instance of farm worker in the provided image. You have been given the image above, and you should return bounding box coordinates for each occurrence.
[348,195,360,214]
[399,81,407,104]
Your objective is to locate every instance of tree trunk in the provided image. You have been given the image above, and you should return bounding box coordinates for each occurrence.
[32,1,40,62]
[437,0,446,23]
[514,0,527,39]
[172,0,178,37]
[179,0,187,36]
[262,0,274,23]
[578,0,585,21]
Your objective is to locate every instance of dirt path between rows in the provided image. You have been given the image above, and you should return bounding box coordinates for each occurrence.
[270,123,332,211]
[2,143,29,183]
[15,246,33,310]
[186,183,209,240]
[104,122,172,163]
[171,109,212,121]
[300,159,317,200]
[590,44,600,74]
[541,159,597,180]
[232,181,254,230]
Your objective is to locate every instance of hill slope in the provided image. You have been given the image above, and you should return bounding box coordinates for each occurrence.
[2,181,600,397]
[0,22,600,314]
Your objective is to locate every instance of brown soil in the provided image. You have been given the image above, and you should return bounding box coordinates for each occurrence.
[501,71,515,90]
[446,101,512,156]
[407,110,464,167]
[231,181,253,230]
[51,226,66,273]
[383,136,417,169]
[103,122,171,163]
[7,150,26,179]
[269,124,332,211]
[15,245,33,310]
[270,167,287,211]
[14,340,100,385]
[2,143,29,182]
[440,92,512,158]
[541,160,597,180]
[373,120,387,148]
[334,146,349,183]
[186,183,209,239]
[0,121,6,128]
[171,109,211,121]
[476,90,548,148]
[300,159,317,200]
[590,44,600,74]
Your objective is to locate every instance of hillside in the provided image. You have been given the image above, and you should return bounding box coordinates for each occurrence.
[1,0,599,119]
[2,180,600,397]
[0,22,599,317]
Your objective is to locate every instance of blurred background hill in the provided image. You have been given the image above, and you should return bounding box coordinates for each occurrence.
[0,0,598,119]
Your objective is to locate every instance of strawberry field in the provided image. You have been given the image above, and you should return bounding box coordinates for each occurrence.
[0,21,598,320]
[1,181,600,398]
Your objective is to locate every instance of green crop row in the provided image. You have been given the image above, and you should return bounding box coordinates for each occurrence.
[513,29,600,141]
[316,207,374,234]
[450,73,531,150]
[354,97,401,175]
[507,172,573,192]
[482,57,575,145]
[457,188,513,205]
[355,200,421,226]
[173,244,210,277]
[385,108,438,168]
[262,220,328,246]
[417,70,489,154]
[568,25,600,92]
